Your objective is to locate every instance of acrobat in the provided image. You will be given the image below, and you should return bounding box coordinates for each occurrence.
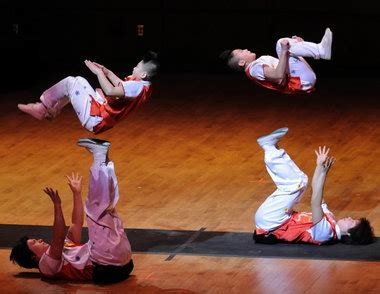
[10,138,134,283]
[253,128,374,245]
[220,29,333,94]
[18,52,159,134]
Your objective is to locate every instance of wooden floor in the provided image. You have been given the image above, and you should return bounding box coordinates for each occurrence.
[0,74,379,293]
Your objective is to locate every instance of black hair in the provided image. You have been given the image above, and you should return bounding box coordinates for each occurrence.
[92,259,134,284]
[340,218,375,245]
[219,49,243,72]
[141,51,159,80]
[10,236,39,269]
[143,50,158,63]
[219,50,233,62]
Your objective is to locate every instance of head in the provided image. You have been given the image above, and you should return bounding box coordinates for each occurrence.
[132,51,159,81]
[338,217,375,245]
[10,236,49,268]
[219,49,257,72]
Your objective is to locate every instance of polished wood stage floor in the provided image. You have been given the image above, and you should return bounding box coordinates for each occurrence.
[0,74,379,293]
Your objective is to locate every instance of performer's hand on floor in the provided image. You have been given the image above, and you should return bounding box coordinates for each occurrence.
[43,187,61,205]
[66,172,82,194]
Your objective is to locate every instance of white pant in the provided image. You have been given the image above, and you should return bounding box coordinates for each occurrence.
[40,76,104,132]
[276,38,319,90]
[255,148,308,231]
[85,161,132,266]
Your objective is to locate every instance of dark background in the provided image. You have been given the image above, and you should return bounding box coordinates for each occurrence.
[1,0,380,92]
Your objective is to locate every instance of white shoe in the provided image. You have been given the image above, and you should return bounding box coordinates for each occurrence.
[77,138,110,153]
[257,127,289,148]
[18,102,48,120]
[319,28,333,60]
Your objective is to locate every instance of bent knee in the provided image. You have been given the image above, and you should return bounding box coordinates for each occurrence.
[70,76,93,91]
[276,38,294,55]
[62,76,76,85]
[73,76,89,84]
[276,38,292,48]
[276,38,288,45]
[63,76,90,88]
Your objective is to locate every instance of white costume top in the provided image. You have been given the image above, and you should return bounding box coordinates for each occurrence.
[39,238,93,280]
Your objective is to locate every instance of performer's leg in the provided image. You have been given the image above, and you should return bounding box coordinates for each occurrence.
[288,57,317,90]
[78,138,132,266]
[41,76,102,126]
[263,148,308,193]
[276,28,333,60]
[18,76,103,132]
[255,128,308,231]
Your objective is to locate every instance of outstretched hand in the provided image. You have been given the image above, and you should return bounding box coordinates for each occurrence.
[315,146,330,165]
[43,187,61,205]
[322,156,335,171]
[93,62,109,75]
[66,172,82,194]
[84,60,102,75]
[315,146,335,171]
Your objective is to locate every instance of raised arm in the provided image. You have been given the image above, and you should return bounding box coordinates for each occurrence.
[66,172,84,244]
[84,60,124,97]
[263,39,290,86]
[311,146,335,224]
[93,62,124,86]
[43,188,66,260]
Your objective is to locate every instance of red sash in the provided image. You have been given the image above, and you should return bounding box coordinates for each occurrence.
[256,211,338,245]
[245,66,315,94]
